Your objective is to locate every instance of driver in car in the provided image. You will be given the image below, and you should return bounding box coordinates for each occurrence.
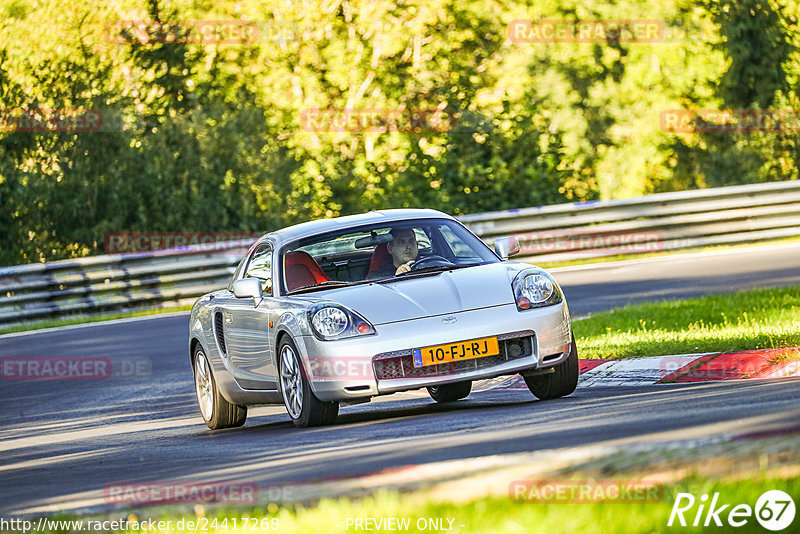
[369,228,420,278]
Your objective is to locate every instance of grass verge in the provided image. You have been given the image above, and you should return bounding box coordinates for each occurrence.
[25,473,798,534]
[196,477,798,534]
[572,285,800,359]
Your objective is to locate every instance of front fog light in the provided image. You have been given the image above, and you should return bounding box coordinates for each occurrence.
[356,321,371,334]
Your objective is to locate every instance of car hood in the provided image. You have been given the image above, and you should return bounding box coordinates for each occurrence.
[299,262,528,325]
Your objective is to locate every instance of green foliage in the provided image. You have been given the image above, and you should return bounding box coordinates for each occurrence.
[0,0,798,265]
[707,0,792,109]
[666,0,800,190]
[573,285,800,359]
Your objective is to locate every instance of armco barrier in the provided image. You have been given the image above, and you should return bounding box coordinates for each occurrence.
[0,240,254,327]
[460,180,800,263]
[1,181,799,327]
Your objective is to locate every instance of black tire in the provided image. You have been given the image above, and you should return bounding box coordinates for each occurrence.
[193,344,247,429]
[427,381,472,403]
[278,337,339,428]
[524,334,579,400]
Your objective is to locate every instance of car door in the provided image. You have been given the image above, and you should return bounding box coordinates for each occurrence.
[223,241,278,389]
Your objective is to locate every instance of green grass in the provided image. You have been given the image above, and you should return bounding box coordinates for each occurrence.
[0,305,193,335]
[573,285,800,359]
[24,475,799,534]
[234,477,799,534]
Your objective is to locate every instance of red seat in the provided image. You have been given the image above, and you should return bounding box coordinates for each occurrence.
[284,251,330,292]
[367,244,392,277]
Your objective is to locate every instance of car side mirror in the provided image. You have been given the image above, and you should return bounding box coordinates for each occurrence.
[494,236,521,260]
[232,278,263,307]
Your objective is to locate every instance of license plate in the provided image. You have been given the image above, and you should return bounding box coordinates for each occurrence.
[412,336,500,368]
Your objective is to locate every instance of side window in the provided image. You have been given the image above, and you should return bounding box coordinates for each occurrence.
[245,243,273,295]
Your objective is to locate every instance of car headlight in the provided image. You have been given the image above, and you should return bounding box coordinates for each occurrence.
[512,269,563,310]
[312,307,348,337]
[308,304,376,340]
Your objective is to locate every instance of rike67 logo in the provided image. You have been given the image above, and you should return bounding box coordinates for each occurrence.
[669,490,795,531]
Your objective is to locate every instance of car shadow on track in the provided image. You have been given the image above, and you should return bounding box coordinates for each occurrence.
[238,390,551,432]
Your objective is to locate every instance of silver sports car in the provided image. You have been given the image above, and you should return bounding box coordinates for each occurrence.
[189,209,577,428]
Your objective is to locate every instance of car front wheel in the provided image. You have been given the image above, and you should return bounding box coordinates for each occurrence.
[193,345,247,429]
[524,334,579,400]
[278,337,339,428]
[427,381,472,403]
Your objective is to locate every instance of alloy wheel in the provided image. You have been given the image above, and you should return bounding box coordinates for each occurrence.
[280,344,304,419]
[194,350,214,421]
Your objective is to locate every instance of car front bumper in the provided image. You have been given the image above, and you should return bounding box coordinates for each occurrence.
[297,301,571,402]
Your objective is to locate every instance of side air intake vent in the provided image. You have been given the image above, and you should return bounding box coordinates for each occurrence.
[214,312,227,357]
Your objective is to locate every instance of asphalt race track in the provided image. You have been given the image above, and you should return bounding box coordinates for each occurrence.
[2,242,800,515]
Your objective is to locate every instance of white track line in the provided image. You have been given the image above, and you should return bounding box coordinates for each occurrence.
[577,355,706,387]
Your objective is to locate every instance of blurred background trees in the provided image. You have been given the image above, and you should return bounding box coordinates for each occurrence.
[0,0,798,265]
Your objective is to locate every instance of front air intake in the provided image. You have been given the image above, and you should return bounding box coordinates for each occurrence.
[214,312,227,357]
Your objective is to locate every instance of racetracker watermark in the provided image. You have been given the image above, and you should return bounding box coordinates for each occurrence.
[0,518,144,533]
[510,479,663,503]
[308,355,373,381]
[104,232,259,254]
[513,230,664,256]
[0,108,102,132]
[343,517,457,531]
[660,109,800,134]
[104,482,258,505]
[668,490,795,530]
[1,356,151,380]
[105,20,259,45]
[300,108,456,133]
[509,19,664,43]
[658,351,800,381]
[2,357,111,380]
[258,21,333,42]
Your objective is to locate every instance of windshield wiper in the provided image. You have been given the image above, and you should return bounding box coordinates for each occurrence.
[376,263,483,283]
[286,280,354,295]
[406,263,483,274]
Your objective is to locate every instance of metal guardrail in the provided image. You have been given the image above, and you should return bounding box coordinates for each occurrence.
[461,180,800,263]
[0,241,254,327]
[1,181,799,327]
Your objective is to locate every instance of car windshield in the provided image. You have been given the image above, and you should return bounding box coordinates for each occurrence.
[281,219,499,294]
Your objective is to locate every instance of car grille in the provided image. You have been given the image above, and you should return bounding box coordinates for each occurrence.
[214,312,227,356]
[372,330,534,380]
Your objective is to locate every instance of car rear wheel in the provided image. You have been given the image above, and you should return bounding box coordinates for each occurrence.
[427,381,472,403]
[278,337,339,428]
[193,345,247,429]
[524,334,579,400]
